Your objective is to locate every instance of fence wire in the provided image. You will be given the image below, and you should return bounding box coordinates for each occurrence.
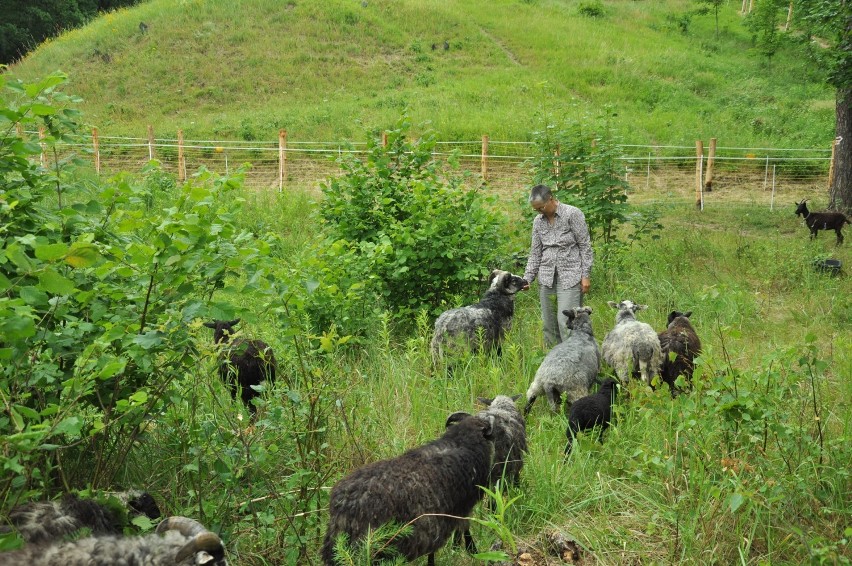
[23,130,833,209]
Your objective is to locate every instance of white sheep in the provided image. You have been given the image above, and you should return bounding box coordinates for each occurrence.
[601,300,661,385]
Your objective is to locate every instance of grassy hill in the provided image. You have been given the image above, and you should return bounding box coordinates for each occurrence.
[6,0,836,147]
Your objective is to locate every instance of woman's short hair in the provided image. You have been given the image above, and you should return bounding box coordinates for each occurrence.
[529,184,553,204]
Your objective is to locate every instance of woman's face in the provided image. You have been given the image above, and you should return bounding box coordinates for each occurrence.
[531,197,555,217]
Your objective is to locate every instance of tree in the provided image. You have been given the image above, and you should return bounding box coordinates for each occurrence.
[792,0,852,213]
[698,0,727,37]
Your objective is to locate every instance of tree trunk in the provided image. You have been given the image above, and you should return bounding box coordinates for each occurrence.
[829,86,852,214]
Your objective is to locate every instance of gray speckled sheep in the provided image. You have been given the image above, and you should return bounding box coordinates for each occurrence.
[0,516,226,566]
[601,300,661,385]
[475,395,527,487]
[524,307,600,415]
[321,414,495,566]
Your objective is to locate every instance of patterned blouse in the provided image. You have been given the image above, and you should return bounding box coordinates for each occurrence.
[523,201,594,289]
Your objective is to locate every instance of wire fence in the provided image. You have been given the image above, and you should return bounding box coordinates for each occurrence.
[23,127,834,210]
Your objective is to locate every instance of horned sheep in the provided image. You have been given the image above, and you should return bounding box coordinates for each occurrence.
[657,310,702,396]
[204,318,276,412]
[524,307,601,415]
[0,516,226,566]
[321,414,495,566]
[601,300,662,386]
[0,491,161,544]
[430,269,527,368]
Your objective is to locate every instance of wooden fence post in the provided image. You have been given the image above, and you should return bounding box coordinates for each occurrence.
[92,127,100,175]
[704,137,716,192]
[828,137,837,191]
[741,0,747,14]
[279,129,287,192]
[381,131,388,148]
[147,124,155,160]
[177,129,186,182]
[695,140,704,210]
[785,1,793,31]
[38,125,46,168]
[16,123,24,138]
[748,0,754,13]
[553,146,561,191]
[481,134,489,181]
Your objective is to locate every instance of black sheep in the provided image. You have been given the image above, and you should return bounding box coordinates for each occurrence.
[321,414,494,566]
[204,319,276,412]
[565,379,618,455]
[658,310,702,396]
[794,199,850,245]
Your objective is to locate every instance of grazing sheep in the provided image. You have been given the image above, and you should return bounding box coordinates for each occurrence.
[0,491,161,544]
[430,269,527,367]
[204,319,276,412]
[565,378,619,455]
[474,395,527,487]
[524,307,600,415]
[321,414,495,566]
[0,516,226,566]
[657,310,702,396]
[601,300,662,386]
[794,199,850,245]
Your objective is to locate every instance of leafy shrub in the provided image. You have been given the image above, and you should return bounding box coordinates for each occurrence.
[577,1,605,18]
[317,115,506,323]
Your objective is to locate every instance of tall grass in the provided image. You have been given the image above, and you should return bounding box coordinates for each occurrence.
[6,0,834,147]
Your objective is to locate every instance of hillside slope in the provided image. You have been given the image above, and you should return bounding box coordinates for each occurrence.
[6,0,835,146]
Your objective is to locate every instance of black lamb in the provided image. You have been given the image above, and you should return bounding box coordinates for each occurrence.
[321,414,495,566]
[565,378,619,455]
[794,199,850,245]
[657,310,702,396]
[204,319,276,412]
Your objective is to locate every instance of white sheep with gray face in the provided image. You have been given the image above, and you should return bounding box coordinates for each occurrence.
[601,300,662,386]
[0,516,226,566]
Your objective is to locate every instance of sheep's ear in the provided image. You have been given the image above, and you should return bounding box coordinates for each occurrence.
[483,415,495,438]
[562,309,576,320]
[488,270,500,285]
[683,311,693,318]
[635,304,648,311]
[476,397,494,407]
[203,321,217,328]
[583,306,593,315]
[607,301,618,309]
[227,318,241,326]
[510,394,522,402]
[445,412,472,428]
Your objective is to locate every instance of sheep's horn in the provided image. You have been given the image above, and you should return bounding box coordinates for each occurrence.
[156,516,208,537]
[445,411,472,427]
[174,532,224,563]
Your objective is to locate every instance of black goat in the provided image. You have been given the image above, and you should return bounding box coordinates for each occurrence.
[794,199,850,245]
[204,319,276,413]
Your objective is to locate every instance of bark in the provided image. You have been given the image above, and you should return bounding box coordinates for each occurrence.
[829,86,852,214]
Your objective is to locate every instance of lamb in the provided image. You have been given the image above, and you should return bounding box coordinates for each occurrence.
[321,414,495,566]
[524,307,601,415]
[0,516,226,566]
[794,199,850,245]
[657,310,702,396]
[204,319,276,412]
[430,269,527,368]
[601,300,662,386]
[0,491,161,544]
[565,378,619,455]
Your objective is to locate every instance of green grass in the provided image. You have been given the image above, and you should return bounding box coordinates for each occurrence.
[124,186,851,565]
[5,0,835,147]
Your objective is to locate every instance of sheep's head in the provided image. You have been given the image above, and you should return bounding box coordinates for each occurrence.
[203,319,241,344]
[607,300,647,322]
[445,412,495,440]
[598,378,619,399]
[563,307,593,332]
[156,516,227,566]
[794,199,809,217]
[667,310,693,326]
[476,394,522,411]
[489,269,528,295]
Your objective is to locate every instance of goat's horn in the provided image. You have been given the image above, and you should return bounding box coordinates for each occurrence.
[156,516,208,537]
[174,532,224,563]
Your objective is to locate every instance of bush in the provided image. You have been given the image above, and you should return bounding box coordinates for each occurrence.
[317,115,506,323]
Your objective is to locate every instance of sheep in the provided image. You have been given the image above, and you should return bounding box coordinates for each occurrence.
[321,414,495,566]
[565,378,619,455]
[430,269,528,368]
[474,395,527,487]
[657,310,702,396]
[601,300,662,386]
[204,318,276,412]
[524,307,600,415]
[794,199,850,245]
[0,516,226,566]
[0,491,161,544]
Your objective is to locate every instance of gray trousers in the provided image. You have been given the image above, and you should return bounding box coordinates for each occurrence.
[539,273,583,347]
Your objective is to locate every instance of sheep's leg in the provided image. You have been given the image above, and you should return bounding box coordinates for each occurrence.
[545,388,560,412]
[523,396,537,416]
[565,424,579,455]
[428,552,436,566]
[836,228,844,245]
[463,529,478,554]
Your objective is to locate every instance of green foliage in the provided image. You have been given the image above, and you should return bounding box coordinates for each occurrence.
[0,73,277,498]
[746,0,788,65]
[577,1,605,18]
[318,115,506,322]
[328,521,409,565]
[527,117,631,244]
[0,0,142,64]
